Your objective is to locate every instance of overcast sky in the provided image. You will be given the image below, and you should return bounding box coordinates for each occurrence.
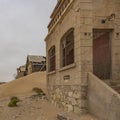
[0,0,57,82]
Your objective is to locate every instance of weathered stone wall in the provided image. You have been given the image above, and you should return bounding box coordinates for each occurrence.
[46,0,87,114]
[45,0,120,116]
[93,0,120,80]
[48,85,87,115]
[79,0,93,85]
[46,0,82,86]
[16,71,25,79]
[27,62,32,75]
[88,72,120,120]
[93,0,115,29]
[112,0,120,80]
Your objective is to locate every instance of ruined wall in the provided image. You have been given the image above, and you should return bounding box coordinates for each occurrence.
[27,62,32,75]
[16,71,25,79]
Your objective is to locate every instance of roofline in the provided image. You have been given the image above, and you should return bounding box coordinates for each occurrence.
[48,0,64,28]
[45,0,74,41]
[50,0,63,18]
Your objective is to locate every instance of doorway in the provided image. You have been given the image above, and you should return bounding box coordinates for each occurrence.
[93,29,112,79]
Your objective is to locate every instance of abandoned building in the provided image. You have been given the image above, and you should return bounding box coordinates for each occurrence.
[25,55,46,75]
[16,65,26,79]
[0,82,6,85]
[45,0,120,119]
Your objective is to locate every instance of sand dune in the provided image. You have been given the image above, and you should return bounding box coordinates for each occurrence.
[0,71,97,120]
[0,71,46,98]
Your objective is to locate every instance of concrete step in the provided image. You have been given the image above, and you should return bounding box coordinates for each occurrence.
[110,84,120,94]
[110,80,120,86]
[107,80,120,94]
[104,80,111,85]
[111,86,120,91]
[111,89,120,93]
[103,80,120,94]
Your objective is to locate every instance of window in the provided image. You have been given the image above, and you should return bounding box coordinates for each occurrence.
[48,46,56,72]
[61,29,74,67]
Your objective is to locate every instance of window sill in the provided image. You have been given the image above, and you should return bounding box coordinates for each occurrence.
[59,63,76,72]
[47,70,56,75]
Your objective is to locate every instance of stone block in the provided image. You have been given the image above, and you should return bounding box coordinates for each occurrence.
[73,92,80,99]
[57,114,67,120]
[68,92,73,97]
[80,32,93,40]
[70,98,77,106]
[80,18,93,26]
[53,94,56,100]
[62,102,66,107]
[67,104,73,112]
[80,25,92,32]
[80,46,92,56]
[80,10,93,18]
[80,40,92,47]
[73,106,81,114]
[80,100,88,108]
[80,3,93,10]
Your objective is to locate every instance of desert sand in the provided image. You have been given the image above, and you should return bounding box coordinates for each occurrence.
[0,72,97,120]
[0,71,46,98]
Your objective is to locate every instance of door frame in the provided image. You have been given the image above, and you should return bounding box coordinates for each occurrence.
[93,29,113,80]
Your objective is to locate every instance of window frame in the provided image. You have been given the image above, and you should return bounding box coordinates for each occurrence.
[61,28,74,68]
[48,46,56,72]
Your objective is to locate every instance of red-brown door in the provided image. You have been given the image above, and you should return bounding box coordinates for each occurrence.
[93,32,111,79]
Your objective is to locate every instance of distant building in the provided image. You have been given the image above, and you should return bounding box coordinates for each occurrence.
[25,55,46,75]
[0,82,6,85]
[16,65,26,79]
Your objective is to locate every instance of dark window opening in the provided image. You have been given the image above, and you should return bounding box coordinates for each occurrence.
[48,46,56,72]
[61,29,74,67]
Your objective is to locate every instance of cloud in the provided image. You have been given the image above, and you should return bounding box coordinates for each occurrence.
[0,0,57,82]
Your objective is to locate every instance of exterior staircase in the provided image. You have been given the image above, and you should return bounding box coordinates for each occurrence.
[88,73,120,120]
[104,80,120,94]
[110,80,120,94]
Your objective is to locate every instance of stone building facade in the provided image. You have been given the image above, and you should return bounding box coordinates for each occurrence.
[45,0,120,117]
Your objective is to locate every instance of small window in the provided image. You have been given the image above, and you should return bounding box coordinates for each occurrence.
[48,46,56,72]
[61,29,74,67]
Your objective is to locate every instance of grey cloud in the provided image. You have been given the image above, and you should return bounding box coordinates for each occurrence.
[0,0,57,82]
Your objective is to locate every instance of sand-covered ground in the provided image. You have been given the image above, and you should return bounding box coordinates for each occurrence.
[0,72,46,98]
[0,94,60,120]
[0,72,97,120]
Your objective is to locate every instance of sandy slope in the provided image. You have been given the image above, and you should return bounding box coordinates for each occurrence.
[0,94,97,120]
[0,71,46,98]
[0,71,97,120]
[0,94,61,120]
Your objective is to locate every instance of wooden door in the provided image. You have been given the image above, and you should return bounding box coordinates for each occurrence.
[93,32,111,79]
